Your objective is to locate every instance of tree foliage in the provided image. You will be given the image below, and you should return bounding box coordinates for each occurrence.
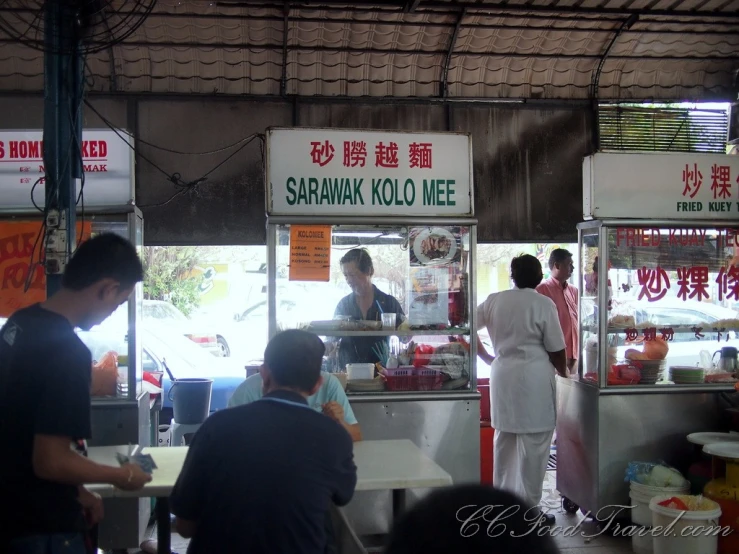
[143,246,202,316]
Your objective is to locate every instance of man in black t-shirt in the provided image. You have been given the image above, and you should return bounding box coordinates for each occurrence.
[170,329,357,554]
[0,233,152,554]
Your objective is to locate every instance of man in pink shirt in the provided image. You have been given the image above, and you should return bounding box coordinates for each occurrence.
[536,249,579,375]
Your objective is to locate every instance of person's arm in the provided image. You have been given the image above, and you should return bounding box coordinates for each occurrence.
[34,436,148,489]
[548,350,568,377]
[332,433,358,507]
[541,301,568,378]
[33,349,149,490]
[324,375,362,441]
[171,424,213,538]
[475,297,492,331]
[476,336,494,365]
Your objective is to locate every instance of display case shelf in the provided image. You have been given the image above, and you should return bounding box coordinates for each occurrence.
[302,328,471,337]
[584,325,739,335]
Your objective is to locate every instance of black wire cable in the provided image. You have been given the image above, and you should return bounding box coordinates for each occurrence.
[84,98,265,210]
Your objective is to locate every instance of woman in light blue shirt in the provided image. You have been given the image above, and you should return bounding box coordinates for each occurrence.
[228,370,362,442]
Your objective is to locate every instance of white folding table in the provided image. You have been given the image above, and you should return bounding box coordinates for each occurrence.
[87,445,189,554]
[87,439,452,554]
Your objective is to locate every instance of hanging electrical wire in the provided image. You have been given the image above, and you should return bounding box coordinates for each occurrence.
[83,98,265,209]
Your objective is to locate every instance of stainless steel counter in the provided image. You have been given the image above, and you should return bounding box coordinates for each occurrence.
[344,392,479,536]
[556,378,731,520]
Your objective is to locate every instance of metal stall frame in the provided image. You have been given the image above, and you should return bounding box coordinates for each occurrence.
[266,215,481,542]
[557,218,738,522]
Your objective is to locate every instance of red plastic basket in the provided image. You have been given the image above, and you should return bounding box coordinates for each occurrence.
[415,368,444,391]
[382,367,444,391]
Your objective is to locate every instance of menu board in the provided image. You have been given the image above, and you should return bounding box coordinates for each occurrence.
[288,225,332,282]
[0,220,92,317]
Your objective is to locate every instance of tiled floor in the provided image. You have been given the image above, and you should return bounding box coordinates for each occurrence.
[128,471,633,554]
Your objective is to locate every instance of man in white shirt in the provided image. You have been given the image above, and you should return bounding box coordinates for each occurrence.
[477,255,567,526]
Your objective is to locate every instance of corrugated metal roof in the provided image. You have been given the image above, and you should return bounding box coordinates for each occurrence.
[0,0,737,100]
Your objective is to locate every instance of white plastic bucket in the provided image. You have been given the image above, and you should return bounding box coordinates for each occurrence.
[630,480,690,527]
[346,363,375,380]
[649,495,722,554]
[631,526,654,554]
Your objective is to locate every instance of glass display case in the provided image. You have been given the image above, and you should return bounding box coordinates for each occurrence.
[0,208,144,401]
[578,220,739,389]
[268,222,476,394]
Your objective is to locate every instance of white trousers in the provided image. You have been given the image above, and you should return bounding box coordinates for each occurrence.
[493,429,554,509]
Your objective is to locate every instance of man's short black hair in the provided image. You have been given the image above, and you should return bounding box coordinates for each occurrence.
[61,233,144,291]
[510,254,543,289]
[385,485,561,554]
[548,248,573,270]
[264,330,325,393]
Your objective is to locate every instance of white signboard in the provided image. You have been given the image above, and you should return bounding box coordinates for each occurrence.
[584,152,739,220]
[266,128,473,216]
[0,129,134,209]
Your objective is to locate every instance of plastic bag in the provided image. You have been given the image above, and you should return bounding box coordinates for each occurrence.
[625,461,689,488]
[91,351,118,397]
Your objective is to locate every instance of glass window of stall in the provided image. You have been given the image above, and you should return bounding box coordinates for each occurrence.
[271,224,473,394]
[0,213,144,401]
[588,223,739,388]
[579,225,601,384]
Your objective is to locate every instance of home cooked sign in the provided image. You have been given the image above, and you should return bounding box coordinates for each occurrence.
[0,129,134,209]
[266,128,473,217]
[583,152,739,220]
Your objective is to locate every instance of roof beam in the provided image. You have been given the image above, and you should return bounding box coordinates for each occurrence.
[209,0,739,19]
[404,0,422,12]
[6,39,729,61]
[280,2,289,96]
[2,7,737,31]
[440,8,465,98]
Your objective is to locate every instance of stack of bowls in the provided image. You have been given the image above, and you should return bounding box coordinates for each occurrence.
[638,359,667,384]
[670,366,706,384]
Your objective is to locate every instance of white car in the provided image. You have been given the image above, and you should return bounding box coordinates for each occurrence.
[129,300,221,357]
[192,288,348,364]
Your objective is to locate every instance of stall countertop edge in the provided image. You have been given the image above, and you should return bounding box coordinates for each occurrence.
[347,391,480,403]
[558,378,736,395]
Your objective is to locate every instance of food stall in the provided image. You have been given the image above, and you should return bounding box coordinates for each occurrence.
[557,151,739,521]
[0,129,150,549]
[265,127,479,540]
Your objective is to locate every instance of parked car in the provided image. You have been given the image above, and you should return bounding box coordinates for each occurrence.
[101,300,222,357]
[78,325,246,419]
[191,289,347,364]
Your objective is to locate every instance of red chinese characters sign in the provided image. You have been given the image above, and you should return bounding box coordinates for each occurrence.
[584,153,739,220]
[635,265,737,303]
[0,221,92,317]
[310,139,432,170]
[617,227,739,304]
[268,129,472,217]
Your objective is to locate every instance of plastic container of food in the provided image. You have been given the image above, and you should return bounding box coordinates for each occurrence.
[346,363,375,380]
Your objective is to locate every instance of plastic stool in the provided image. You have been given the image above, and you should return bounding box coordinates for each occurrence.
[170,419,202,446]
